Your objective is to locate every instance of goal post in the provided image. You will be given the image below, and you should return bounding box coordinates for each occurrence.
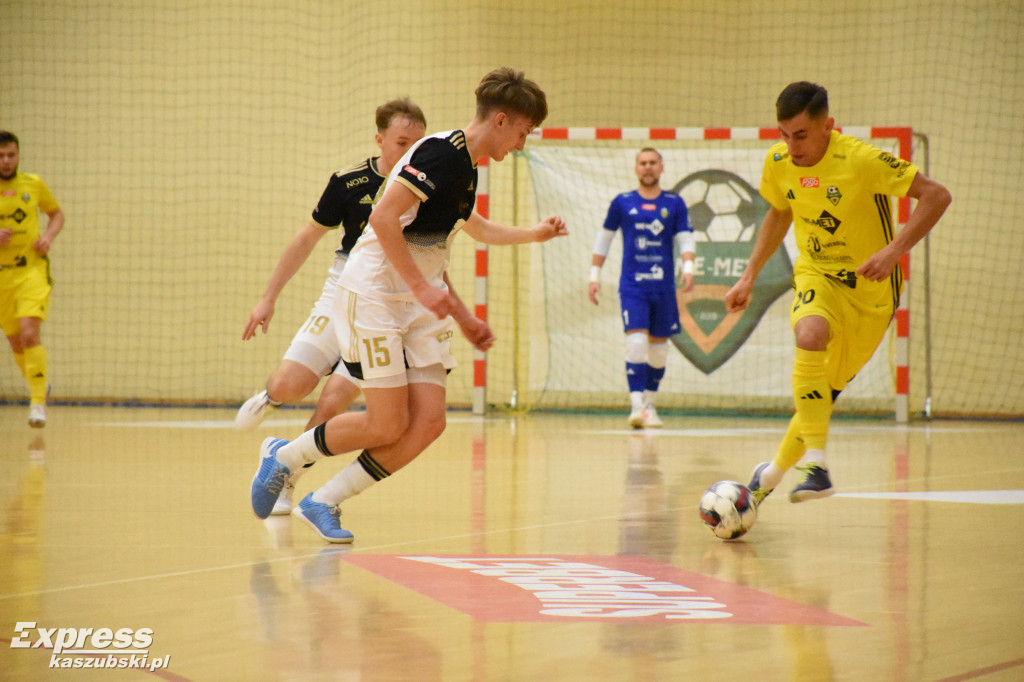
[475,126,914,420]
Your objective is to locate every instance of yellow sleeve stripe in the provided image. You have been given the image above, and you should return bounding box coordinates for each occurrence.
[395,176,428,202]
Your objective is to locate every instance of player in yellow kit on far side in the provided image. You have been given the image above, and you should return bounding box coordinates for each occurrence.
[725,82,951,506]
[0,131,65,428]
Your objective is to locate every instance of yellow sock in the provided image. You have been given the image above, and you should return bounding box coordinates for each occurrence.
[773,414,807,472]
[792,348,831,451]
[23,344,48,405]
[13,351,27,377]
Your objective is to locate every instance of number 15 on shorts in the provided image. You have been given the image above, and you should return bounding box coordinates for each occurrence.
[361,336,391,369]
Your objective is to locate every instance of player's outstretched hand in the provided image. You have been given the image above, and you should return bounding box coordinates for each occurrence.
[531,215,568,242]
[243,299,275,340]
[588,281,600,305]
[724,279,752,313]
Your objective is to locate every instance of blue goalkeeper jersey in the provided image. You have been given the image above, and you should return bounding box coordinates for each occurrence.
[602,190,691,293]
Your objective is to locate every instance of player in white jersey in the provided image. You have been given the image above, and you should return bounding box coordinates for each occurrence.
[237,100,425,513]
[251,67,568,542]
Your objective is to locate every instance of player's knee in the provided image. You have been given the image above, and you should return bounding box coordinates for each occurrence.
[266,368,318,403]
[648,341,669,368]
[420,411,446,444]
[793,316,829,351]
[18,329,42,348]
[624,332,648,363]
[316,389,354,417]
[363,411,409,448]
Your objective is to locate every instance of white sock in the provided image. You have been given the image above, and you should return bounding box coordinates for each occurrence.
[797,448,827,469]
[643,390,657,408]
[630,392,645,411]
[760,463,785,491]
[312,459,377,506]
[276,429,325,471]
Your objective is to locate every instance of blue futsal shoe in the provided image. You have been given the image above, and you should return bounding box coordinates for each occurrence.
[293,493,354,544]
[251,437,292,519]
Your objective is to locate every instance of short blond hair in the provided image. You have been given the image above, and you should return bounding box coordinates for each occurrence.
[375,98,426,132]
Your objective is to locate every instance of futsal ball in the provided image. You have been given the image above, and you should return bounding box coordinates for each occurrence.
[699,480,757,540]
[672,169,768,243]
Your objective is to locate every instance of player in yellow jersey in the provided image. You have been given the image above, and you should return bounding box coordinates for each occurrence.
[725,82,951,506]
[0,131,65,428]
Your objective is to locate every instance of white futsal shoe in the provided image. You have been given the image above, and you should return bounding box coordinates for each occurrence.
[271,480,295,515]
[642,404,663,428]
[628,407,645,429]
[235,390,281,430]
[28,403,46,428]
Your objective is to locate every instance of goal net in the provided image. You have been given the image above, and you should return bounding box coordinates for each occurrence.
[485,127,912,416]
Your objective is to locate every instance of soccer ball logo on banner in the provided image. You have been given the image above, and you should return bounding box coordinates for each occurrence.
[670,170,792,374]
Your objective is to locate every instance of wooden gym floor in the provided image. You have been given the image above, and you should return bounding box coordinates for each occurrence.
[1,404,1022,681]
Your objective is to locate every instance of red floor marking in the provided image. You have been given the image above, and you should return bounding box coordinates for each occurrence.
[342,554,867,625]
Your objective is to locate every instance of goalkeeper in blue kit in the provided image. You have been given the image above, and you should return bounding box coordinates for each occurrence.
[589,148,695,428]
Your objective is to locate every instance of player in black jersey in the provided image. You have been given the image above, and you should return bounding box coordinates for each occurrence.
[252,68,568,542]
[237,100,426,513]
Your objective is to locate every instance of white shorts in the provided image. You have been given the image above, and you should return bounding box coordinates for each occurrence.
[281,256,355,384]
[334,286,456,389]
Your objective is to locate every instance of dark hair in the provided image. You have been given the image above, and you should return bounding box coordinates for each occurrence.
[776,81,829,122]
[375,98,426,132]
[0,131,19,149]
[475,67,548,126]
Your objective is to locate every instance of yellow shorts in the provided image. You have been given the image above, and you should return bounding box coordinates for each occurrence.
[0,262,51,337]
[789,269,900,392]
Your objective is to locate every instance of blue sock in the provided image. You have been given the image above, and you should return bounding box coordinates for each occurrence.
[626,362,647,393]
[645,364,666,392]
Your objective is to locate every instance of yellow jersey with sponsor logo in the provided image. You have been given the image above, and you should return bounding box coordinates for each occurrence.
[0,172,59,267]
[760,131,917,305]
